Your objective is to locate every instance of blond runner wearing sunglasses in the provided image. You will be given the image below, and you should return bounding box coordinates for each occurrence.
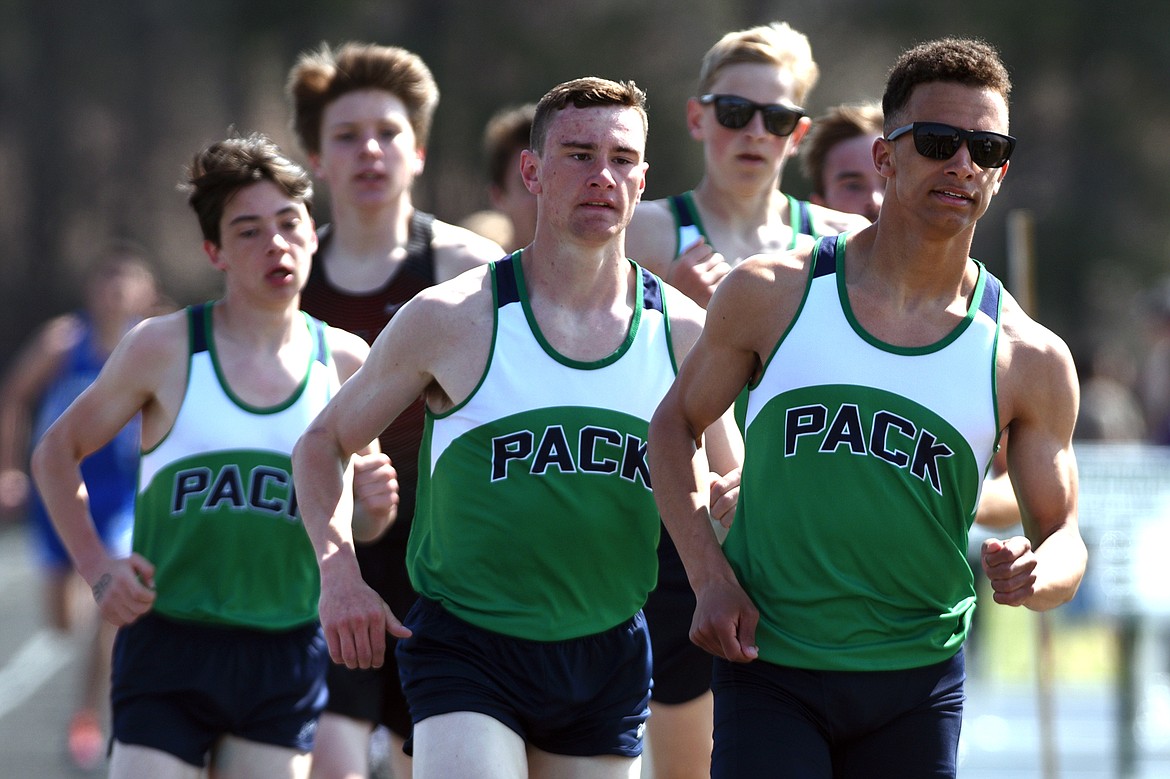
[622,21,868,779]
[625,22,869,312]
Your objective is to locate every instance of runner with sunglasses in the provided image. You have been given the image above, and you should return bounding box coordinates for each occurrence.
[625,21,868,311]
[624,21,866,779]
[649,37,1087,778]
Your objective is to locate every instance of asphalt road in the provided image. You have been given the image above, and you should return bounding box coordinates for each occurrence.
[2,518,1168,778]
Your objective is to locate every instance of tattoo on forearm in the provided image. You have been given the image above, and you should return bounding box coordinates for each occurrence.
[92,574,112,602]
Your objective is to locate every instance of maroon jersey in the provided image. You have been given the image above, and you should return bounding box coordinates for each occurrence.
[300,212,435,557]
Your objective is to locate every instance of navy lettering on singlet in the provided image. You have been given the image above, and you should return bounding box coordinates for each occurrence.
[250,466,290,514]
[871,411,916,467]
[783,403,954,493]
[490,425,652,490]
[173,468,212,513]
[491,431,533,482]
[910,431,954,495]
[620,434,652,488]
[531,426,577,475]
[171,464,298,518]
[819,403,867,455]
[206,464,246,511]
[785,405,829,456]
[580,427,623,474]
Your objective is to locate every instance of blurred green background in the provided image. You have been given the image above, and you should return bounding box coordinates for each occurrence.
[4,0,1167,372]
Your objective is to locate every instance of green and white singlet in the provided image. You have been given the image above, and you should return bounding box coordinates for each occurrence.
[409,253,676,641]
[133,303,337,630]
[668,190,814,259]
[728,234,1002,671]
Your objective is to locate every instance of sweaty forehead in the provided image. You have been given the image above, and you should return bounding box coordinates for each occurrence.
[900,82,1009,132]
[222,180,307,224]
[549,104,646,151]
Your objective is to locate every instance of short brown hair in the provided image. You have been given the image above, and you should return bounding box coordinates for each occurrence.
[287,41,440,155]
[530,78,647,155]
[697,22,819,106]
[882,37,1012,130]
[182,133,312,245]
[801,101,883,196]
[484,104,536,189]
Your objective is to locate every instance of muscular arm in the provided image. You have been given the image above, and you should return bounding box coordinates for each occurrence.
[982,306,1087,611]
[650,255,801,661]
[431,219,505,283]
[293,270,493,668]
[295,305,434,669]
[326,326,398,543]
[662,286,743,527]
[29,315,183,625]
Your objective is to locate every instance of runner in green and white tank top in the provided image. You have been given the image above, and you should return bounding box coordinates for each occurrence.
[135,303,337,630]
[409,252,676,641]
[730,234,1001,670]
[667,190,816,259]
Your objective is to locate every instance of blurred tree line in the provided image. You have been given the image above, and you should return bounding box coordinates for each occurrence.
[2,0,1167,373]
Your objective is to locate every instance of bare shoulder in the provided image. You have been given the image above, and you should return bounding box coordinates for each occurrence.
[997,292,1079,425]
[117,308,189,365]
[625,197,679,274]
[324,326,371,383]
[722,246,811,302]
[806,202,871,236]
[378,263,495,348]
[83,309,191,417]
[369,262,496,411]
[661,282,706,356]
[431,219,506,282]
[706,247,812,354]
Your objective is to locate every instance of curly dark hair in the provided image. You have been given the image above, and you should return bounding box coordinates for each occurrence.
[882,37,1011,130]
[183,132,312,244]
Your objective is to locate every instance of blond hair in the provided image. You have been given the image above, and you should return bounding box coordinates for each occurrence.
[697,22,819,106]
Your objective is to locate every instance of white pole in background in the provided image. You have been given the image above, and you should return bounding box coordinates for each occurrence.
[1006,208,1059,779]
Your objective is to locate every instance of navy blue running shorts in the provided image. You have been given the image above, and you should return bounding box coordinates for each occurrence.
[110,613,329,767]
[323,534,415,737]
[396,598,652,758]
[643,575,712,705]
[711,650,966,778]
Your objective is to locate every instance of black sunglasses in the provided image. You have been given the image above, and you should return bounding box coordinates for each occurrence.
[698,94,805,137]
[885,122,1015,169]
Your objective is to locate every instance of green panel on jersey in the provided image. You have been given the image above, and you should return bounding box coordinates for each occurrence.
[134,448,318,630]
[411,405,660,641]
[727,384,980,670]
